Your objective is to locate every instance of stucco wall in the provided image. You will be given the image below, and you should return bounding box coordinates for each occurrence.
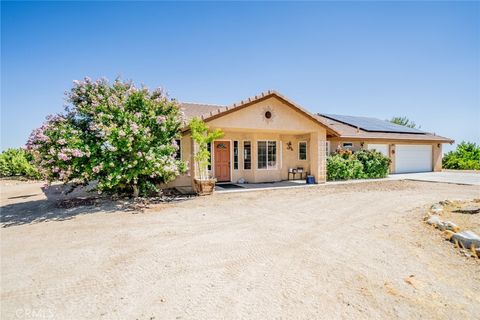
[167,96,329,187]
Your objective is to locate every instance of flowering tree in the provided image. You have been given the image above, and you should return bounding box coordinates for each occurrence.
[26,77,187,196]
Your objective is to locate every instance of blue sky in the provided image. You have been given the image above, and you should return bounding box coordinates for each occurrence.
[2,1,479,152]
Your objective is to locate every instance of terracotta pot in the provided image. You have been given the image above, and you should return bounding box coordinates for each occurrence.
[193,178,216,196]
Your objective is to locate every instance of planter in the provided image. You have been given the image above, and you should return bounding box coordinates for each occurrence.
[193,178,216,196]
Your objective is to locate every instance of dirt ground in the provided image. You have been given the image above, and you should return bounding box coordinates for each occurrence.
[434,199,480,234]
[1,180,479,320]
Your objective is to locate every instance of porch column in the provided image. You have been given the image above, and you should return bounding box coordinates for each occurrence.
[190,138,199,181]
[310,131,327,183]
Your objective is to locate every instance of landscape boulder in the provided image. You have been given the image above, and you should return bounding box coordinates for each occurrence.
[451,231,480,250]
[442,221,461,233]
[426,216,443,229]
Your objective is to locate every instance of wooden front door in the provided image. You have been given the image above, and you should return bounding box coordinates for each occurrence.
[214,141,231,182]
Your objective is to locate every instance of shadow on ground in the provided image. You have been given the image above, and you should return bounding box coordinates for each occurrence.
[1,194,196,228]
[0,197,124,228]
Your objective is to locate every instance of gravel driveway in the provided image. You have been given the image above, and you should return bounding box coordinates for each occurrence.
[1,180,479,319]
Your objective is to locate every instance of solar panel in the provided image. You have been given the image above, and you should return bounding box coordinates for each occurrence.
[321,114,425,134]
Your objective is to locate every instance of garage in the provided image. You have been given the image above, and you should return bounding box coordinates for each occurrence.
[367,144,389,157]
[395,145,432,173]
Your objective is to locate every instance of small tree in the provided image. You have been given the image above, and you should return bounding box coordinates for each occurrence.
[443,141,480,170]
[389,116,419,129]
[189,118,223,180]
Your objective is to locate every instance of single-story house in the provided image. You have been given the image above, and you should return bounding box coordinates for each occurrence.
[168,90,453,189]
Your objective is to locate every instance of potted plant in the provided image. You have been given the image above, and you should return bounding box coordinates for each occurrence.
[189,118,223,195]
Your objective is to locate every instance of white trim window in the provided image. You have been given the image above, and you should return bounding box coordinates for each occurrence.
[298,141,307,160]
[233,141,239,170]
[174,139,182,160]
[257,140,277,170]
[243,141,251,170]
[207,142,212,171]
[342,142,353,150]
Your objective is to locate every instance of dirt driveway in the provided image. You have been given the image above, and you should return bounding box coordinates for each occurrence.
[1,180,479,319]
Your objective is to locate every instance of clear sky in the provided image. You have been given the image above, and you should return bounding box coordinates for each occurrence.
[2,1,479,152]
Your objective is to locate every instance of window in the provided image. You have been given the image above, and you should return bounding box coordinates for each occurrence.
[342,142,353,149]
[298,141,307,160]
[207,142,212,170]
[258,140,277,169]
[243,141,251,170]
[233,141,239,170]
[174,139,181,160]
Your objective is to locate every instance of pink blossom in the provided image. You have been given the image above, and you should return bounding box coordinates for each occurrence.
[58,152,70,161]
[156,116,166,124]
[72,149,84,157]
[119,130,126,137]
[131,122,139,133]
[58,139,66,145]
[172,139,179,149]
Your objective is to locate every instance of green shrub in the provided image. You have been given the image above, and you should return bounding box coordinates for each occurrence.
[442,141,480,170]
[327,154,364,181]
[355,149,391,178]
[0,148,41,179]
[326,149,391,181]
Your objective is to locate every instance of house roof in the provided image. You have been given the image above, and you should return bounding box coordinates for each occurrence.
[180,90,340,136]
[180,102,225,121]
[315,114,454,143]
[179,91,453,143]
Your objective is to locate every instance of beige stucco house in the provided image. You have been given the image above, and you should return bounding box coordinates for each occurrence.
[169,91,453,189]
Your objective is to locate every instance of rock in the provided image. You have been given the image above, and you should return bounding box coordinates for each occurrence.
[443,221,460,233]
[42,181,98,201]
[426,216,444,229]
[430,203,443,213]
[454,205,480,214]
[451,231,480,250]
[439,200,452,206]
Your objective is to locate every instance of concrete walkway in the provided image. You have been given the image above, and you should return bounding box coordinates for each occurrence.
[389,171,480,186]
[215,171,480,193]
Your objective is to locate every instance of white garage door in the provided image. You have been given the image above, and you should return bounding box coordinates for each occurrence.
[367,144,389,157]
[395,145,432,173]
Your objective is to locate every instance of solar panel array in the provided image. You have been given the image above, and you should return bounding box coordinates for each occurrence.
[321,114,425,134]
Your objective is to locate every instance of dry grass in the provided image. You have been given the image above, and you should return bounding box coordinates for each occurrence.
[438,199,480,234]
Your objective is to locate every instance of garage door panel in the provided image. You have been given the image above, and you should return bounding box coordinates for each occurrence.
[395,145,432,173]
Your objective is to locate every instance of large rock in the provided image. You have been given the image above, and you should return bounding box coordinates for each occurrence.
[451,231,480,250]
[426,216,443,229]
[442,221,460,233]
[42,182,97,202]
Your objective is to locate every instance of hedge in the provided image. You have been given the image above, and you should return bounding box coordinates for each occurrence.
[327,149,391,181]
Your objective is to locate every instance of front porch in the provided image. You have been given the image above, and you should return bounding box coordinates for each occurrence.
[215,179,315,193]
[202,129,328,185]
